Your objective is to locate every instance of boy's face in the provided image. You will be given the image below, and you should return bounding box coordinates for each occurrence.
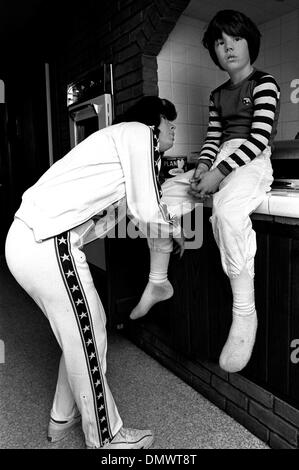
[214,32,251,74]
[158,116,176,152]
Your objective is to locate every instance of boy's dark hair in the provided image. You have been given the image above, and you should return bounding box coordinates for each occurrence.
[202,10,261,70]
[114,96,177,127]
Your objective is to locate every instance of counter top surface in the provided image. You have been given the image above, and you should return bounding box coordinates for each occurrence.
[203,190,299,220]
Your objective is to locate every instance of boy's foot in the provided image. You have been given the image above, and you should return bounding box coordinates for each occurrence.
[219,311,258,373]
[130,280,174,320]
[47,414,81,442]
[87,427,154,449]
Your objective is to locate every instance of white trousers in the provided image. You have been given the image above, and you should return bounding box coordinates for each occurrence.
[5,218,122,448]
[210,139,273,278]
[149,138,273,279]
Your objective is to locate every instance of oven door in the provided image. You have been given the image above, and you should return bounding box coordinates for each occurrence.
[68,93,112,148]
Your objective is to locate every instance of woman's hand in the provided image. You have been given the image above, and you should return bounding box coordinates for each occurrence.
[189,163,209,197]
[189,162,209,198]
[173,235,185,258]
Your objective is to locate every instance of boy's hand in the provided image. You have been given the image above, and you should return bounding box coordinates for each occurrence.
[190,162,209,184]
[194,168,225,197]
[189,163,209,198]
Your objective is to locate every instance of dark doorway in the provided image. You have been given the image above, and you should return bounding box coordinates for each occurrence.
[0,62,50,254]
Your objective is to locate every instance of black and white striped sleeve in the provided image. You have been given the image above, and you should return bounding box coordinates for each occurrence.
[217,74,280,176]
[197,94,222,169]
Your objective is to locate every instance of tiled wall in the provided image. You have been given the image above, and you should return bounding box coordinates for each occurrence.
[157,15,227,160]
[158,9,299,160]
[256,10,299,140]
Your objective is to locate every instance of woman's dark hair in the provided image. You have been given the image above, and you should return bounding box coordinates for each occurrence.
[202,10,261,70]
[113,96,177,127]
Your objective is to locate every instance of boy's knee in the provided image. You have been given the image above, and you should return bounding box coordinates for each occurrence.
[212,202,232,225]
[211,202,245,239]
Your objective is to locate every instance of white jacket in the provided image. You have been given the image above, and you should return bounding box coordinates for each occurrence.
[15,122,181,242]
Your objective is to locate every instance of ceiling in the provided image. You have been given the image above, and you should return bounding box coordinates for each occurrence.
[0,1,76,61]
[1,0,299,56]
[184,0,299,25]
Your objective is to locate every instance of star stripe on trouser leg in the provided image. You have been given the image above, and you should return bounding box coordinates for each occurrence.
[54,231,112,447]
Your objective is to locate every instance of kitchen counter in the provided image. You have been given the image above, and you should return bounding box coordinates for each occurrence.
[104,180,299,449]
[203,190,299,222]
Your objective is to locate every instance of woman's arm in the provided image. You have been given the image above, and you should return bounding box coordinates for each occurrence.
[115,122,183,240]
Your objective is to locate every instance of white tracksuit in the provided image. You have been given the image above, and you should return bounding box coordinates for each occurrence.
[4,122,182,448]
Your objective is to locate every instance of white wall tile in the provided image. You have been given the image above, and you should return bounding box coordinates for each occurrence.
[199,67,218,88]
[157,82,173,102]
[172,83,188,104]
[280,102,299,122]
[265,65,281,83]
[281,19,299,42]
[200,47,214,67]
[216,70,229,87]
[281,62,299,83]
[189,124,204,145]
[264,45,281,67]
[282,121,299,140]
[188,85,211,106]
[165,143,189,158]
[157,59,171,81]
[254,55,265,69]
[187,85,203,106]
[171,42,188,64]
[158,41,171,61]
[275,123,282,141]
[281,40,299,64]
[186,65,201,85]
[280,82,294,104]
[264,18,281,30]
[186,46,201,66]
[175,103,189,123]
[188,105,203,124]
[263,26,281,48]
[171,123,189,144]
[172,62,188,84]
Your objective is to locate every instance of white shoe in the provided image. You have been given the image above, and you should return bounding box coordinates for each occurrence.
[87,427,154,449]
[47,415,81,442]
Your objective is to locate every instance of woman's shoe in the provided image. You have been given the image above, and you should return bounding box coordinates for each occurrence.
[47,415,81,442]
[87,427,154,449]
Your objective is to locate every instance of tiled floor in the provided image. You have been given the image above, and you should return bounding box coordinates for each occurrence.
[0,256,268,449]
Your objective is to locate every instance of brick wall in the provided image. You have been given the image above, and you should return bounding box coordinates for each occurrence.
[50,0,190,159]
[127,322,299,449]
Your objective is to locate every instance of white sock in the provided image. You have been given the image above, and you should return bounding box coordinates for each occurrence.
[130,251,173,320]
[219,268,257,373]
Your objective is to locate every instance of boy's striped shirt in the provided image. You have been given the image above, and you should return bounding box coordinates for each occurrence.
[198,69,280,176]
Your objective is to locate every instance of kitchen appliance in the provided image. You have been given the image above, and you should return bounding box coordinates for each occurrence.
[271,140,299,194]
[67,64,114,271]
[67,64,113,148]
[68,94,112,148]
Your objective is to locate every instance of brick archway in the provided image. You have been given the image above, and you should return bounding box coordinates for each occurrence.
[113,0,190,114]
[51,0,190,157]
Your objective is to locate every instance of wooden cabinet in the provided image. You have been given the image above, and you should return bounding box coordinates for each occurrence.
[105,208,299,410]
